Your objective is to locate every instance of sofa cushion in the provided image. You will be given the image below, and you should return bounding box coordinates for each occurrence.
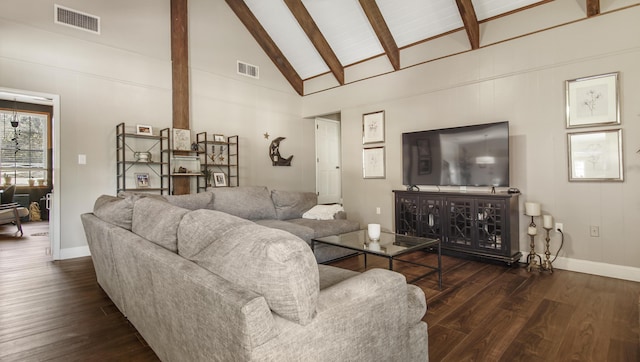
[178,209,319,325]
[93,195,135,230]
[210,186,277,220]
[163,192,214,210]
[288,218,361,238]
[132,197,189,252]
[254,219,315,243]
[271,190,317,220]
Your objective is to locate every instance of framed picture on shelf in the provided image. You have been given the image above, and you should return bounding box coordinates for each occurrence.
[173,128,191,151]
[565,72,620,128]
[135,173,150,187]
[362,146,385,179]
[214,134,226,142]
[362,111,385,144]
[213,172,227,187]
[567,129,623,182]
[136,125,153,135]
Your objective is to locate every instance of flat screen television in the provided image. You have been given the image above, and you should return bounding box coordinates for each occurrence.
[402,121,509,187]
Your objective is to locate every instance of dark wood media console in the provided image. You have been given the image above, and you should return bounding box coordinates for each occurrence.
[393,190,521,264]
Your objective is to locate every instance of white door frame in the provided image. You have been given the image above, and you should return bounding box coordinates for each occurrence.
[0,87,61,259]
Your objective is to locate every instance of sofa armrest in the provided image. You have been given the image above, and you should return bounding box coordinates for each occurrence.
[260,268,423,361]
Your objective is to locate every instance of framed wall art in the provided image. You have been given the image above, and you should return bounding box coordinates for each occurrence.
[362,110,385,144]
[567,129,623,182]
[362,146,385,179]
[565,72,620,128]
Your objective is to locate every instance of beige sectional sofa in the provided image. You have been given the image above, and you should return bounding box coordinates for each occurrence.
[81,190,429,361]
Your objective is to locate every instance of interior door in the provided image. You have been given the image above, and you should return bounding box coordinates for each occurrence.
[315,118,341,204]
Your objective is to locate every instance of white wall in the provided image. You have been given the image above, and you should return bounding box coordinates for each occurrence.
[303,7,640,278]
[0,0,312,255]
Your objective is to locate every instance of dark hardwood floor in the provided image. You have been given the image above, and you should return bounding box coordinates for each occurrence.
[1,222,638,361]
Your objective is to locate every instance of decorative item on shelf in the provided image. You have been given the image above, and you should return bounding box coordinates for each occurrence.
[203,169,213,187]
[209,144,226,164]
[213,172,226,187]
[134,151,152,162]
[173,128,191,151]
[213,134,226,143]
[136,124,153,135]
[191,142,199,151]
[269,137,293,166]
[37,179,45,186]
[135,173,150,188]
[28,179,35,187]
[524,202,542,272]
[3,175,11,186]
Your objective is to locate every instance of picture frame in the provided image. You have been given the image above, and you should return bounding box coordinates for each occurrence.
[173,128,191,151]
[214,134,226,143]
[362,146,385,179]
[136,125,153,136]
[568,129,623,182]
[135,173,150,188]
[362,110,385,144]
[565,72,620,128]
[213,172,227,187]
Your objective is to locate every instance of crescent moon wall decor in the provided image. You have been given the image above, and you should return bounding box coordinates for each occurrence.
[269,137,293,166]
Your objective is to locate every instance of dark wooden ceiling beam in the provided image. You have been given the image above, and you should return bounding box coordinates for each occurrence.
[225,0,303,95]
[358,0,400,71]
[586,0,600,17]
[284,0,344,85]
[455,0,480,50]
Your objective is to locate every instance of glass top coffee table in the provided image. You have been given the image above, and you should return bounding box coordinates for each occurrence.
[312,230,442,288]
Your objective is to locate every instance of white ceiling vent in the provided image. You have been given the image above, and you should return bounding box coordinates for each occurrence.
[237,61,259,79]
[54,4,100,34]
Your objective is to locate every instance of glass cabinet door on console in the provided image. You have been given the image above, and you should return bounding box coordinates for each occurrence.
[445,197,507,253]
[445,198,473,248]
[394,192,443,239]
[475,199,506,253]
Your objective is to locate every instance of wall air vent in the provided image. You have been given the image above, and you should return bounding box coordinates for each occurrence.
[54,4,100,34]
[237,61,259,79]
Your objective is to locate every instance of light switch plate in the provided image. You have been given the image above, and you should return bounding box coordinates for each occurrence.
[78,154,86,165]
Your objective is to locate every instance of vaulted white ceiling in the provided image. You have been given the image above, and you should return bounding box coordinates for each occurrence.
[226,0,605,95]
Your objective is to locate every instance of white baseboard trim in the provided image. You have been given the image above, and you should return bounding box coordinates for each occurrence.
[520,252,640,282]
[59,246,91,260]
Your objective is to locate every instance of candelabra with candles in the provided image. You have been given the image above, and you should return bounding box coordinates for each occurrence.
[524,202,542,272]
[524,202,555,273]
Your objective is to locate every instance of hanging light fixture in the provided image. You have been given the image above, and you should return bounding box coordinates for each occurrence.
[10,99,19,128]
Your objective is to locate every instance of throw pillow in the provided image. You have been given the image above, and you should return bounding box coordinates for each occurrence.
[93,195,135,230]
[164,192,214,210]
[302,204,344,220]
[178,209,320,325]
[132,197,189,252]
[271,190,317,220]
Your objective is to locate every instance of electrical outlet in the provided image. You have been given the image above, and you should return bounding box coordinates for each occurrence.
[376,207,381,215]
[555,223,563,233]
[590,225,600,237]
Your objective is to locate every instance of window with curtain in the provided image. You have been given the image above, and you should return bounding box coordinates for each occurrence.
[0,109,48,185]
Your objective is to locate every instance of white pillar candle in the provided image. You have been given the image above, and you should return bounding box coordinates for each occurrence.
[368,223,381,241]
[525,202,541,216]
[527,226,537,235]
[543,215,553,229]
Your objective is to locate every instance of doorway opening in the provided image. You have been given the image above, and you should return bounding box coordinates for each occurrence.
[0,88,60,260]
[315,114,342,204]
